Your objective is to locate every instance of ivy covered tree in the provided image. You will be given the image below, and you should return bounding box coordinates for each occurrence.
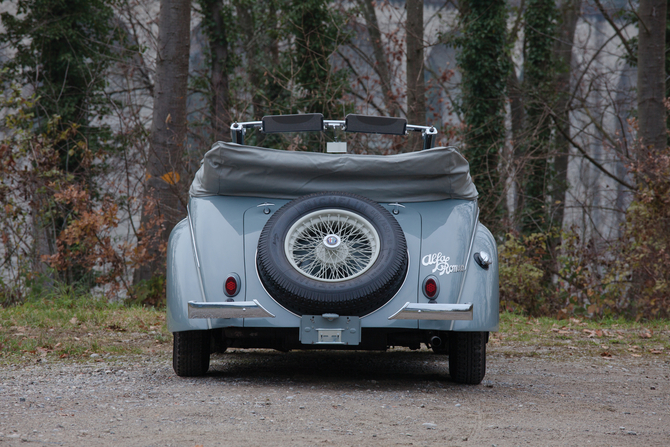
[521,0,557,233]
[198,0,235,142]
[284,0,349,116]
[457,0,510,228]
[1,0,116,158]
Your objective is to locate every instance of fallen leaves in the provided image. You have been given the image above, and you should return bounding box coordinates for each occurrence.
[600,351,614,359]
[639,329,653,339]
[583,329,603,338]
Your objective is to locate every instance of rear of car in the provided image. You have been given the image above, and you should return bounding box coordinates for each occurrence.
[167,114,499,384]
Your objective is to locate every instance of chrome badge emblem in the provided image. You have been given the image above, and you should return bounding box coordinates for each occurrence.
[324,234,341,249]
[422,252,466,275]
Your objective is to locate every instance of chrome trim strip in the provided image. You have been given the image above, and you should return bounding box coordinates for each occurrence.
[450,203,479,330]
[388,302,473,321]
[188,300,276,319]
[187,203,211,329]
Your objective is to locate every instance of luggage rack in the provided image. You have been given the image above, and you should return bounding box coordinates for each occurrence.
[230,113,438,150]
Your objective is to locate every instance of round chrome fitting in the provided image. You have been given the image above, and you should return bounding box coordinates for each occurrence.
[474,251,492,270]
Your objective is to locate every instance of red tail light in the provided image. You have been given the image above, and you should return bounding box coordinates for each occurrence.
[423,276,439,299]
[224,274,240,297]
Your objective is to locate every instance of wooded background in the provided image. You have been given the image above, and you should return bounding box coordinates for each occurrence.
[1,0,668,319]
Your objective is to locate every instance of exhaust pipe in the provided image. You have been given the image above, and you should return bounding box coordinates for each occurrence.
[430,336,442,348]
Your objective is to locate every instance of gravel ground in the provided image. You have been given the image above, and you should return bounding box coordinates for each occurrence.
[0,345,668,446]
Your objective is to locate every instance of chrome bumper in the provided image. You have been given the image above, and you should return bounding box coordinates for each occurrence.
[188,300,276,319]
[388,302,473,320]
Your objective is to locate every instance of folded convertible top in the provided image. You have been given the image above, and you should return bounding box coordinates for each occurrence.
[189,142,478,202]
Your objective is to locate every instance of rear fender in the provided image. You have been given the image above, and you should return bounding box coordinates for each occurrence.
[451,223,499,332]
[166,218,209,332]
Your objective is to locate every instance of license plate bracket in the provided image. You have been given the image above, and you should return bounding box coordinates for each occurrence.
[300,315,361,345]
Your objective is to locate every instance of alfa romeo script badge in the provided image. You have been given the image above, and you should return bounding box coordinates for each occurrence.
[422,252,466,275]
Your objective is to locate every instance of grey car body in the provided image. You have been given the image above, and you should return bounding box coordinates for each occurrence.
[166,115,499,384]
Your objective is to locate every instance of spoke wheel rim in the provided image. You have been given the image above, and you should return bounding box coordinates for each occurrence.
[284,209,381,282]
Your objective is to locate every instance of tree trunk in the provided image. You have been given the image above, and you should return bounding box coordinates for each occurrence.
[521,0,556,233]
[358,0,397,116]
[202,0,231,142]
[552,0,581,231]
[507,58,525,231]
[458,0,509,229]
[630,0,667,305]
[134,0,192,287]
[406,0,425,151]
[235,2,262,119]
[637,0,667,166]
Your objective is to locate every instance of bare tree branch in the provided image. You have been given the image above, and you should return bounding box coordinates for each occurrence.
[549,112,636,190]
[593,0,636,61]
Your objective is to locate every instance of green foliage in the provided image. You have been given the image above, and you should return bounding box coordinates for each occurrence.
[521,0,557,234]
[193,0,350,151]
[127,275,166,308]
[198,0,238,71]
[231,0,287,118]
[284,0,349,116]
[499,228,631,319]
[499,232,550,315]
[456,0,510,228]
[622,145,670,318]
[0,0,117,156]
[0,0,124,289]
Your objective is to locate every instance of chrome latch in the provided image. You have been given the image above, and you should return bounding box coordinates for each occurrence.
[474,251,493,270]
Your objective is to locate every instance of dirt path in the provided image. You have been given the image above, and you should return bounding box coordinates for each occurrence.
[0,345,668,446]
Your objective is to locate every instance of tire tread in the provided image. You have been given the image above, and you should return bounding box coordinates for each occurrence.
[173,330,210,377]
[448,331,487,384]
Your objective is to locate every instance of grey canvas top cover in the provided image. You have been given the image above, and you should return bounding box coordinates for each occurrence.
[189,142,478,202]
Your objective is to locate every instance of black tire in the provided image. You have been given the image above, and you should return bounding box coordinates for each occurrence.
[448,332,487,384]
[257,192,408,316]
[172,330,210,377]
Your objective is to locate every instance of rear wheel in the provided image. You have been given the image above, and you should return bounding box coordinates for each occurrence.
[173,330,210,377]
[448,332,487,384]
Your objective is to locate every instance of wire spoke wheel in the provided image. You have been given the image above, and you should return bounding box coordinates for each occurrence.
[285,209,381,282]
[257,192,408,316]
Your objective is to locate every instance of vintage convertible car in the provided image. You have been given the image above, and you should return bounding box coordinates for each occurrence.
[167,114,498,384]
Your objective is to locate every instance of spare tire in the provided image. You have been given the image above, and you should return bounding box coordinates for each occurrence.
[257,192,408,316]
